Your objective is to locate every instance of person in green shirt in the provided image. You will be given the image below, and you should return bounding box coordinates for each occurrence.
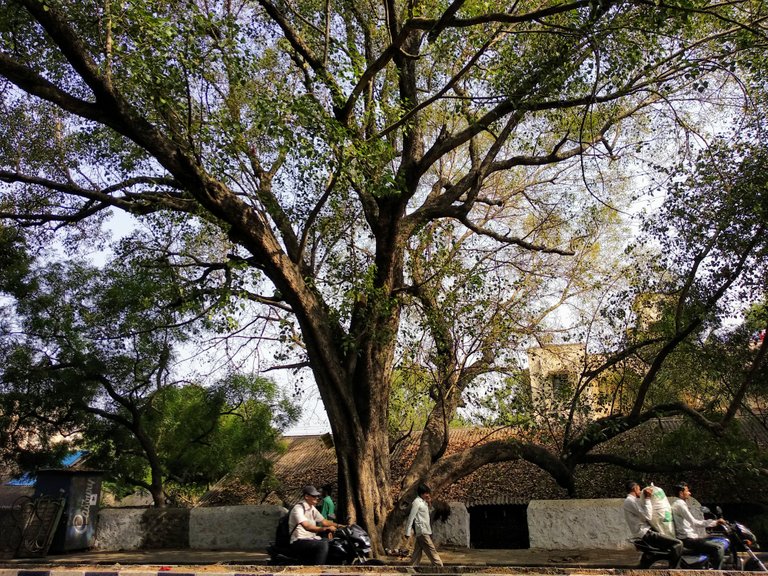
[318,484,336,521]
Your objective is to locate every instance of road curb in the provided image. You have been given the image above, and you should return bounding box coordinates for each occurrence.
[0,567,665,576]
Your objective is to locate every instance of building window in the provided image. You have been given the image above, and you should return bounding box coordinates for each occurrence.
[550,372,571,399]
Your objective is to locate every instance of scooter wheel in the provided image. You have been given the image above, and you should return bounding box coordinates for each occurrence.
[640,554,671,569]
[744,557,766,571]
[639,555,656,569]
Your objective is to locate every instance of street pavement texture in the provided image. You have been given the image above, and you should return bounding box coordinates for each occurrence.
[0,547,652,576]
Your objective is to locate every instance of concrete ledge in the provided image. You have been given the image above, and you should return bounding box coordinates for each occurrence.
[0,569,646,576]
[0,567,671,576]
[189,505,285,550]
[432,503,469,548]
[528,498,631,550]
[95,498,637,552]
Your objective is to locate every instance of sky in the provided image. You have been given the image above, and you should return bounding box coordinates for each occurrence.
[93,209,332,435]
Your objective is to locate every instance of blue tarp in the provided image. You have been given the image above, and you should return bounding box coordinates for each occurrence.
[4,451,88,486]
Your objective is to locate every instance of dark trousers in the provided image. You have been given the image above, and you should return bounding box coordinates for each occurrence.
[643,530,683,567]
[290,538,330,565]
[683,537,725,569]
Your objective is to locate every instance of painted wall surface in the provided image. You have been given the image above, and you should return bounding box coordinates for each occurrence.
[94,509,146,550]
[432,502,470,548]
[527,498,631,550]
[189,505,286,550]
[96,499,636,551]
[95,507,284,551]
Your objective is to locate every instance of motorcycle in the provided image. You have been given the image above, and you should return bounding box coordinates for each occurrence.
[631,537,711,569]
[705,507,767,571]
[267,522,382,565]
[632,506,767,570]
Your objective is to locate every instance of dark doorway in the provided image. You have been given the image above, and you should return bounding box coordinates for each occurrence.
[469,504,529,548]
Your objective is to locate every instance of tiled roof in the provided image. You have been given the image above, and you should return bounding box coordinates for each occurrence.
[198,435,338,507]
[199,428,567,507]
[199,417,768,508]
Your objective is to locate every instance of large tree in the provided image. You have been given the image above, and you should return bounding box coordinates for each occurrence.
[1,0,767,548]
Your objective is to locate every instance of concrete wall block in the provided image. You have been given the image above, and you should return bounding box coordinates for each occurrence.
[433,502,470,548]
[528,498,632,550]
[96,499,637,552]
[189,505,287,550]
[140,509,190,549]
[94,509,145,550]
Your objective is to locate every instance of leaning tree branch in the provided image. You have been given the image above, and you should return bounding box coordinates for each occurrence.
[566,401,723,462]
[631,229,765,418]
[458,215,576,255]
[429,437,576,495]
[580,452,721,473]
[0,170,192,217]
[724,316,768,425]
[255,0,346,114]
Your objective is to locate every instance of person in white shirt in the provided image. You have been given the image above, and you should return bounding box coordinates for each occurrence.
[288,485,340,564]
[671,482,726,569]
[405,483,443,566]
[623,480,683,567]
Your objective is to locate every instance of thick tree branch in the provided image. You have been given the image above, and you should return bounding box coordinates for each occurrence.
[428,437,575,495]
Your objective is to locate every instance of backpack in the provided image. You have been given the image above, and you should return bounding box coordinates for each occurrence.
[274,510,299,549]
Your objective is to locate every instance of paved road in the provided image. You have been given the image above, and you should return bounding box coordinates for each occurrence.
[0,547,642,571]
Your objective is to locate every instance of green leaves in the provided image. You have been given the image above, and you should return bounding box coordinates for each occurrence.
[140,374,297,493]
[0,238,299,504]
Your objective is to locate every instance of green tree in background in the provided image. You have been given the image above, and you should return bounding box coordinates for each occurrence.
[84,374,299,506]
[0,242,299,506]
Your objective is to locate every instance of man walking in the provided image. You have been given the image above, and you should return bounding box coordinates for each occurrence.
[405,483,443,567]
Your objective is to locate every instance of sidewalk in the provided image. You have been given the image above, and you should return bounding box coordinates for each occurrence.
[0,547,643,573]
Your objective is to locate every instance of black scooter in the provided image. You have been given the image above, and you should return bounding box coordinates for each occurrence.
[632,506,767,570]
[631,536,710,569]
[705,507,766,571]
[268,523,382,565]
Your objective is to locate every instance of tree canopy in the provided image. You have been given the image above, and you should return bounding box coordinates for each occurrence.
[1,0,767,549]
[0,235,300,505]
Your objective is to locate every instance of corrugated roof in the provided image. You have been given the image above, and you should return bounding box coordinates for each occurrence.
[4,450,90,487]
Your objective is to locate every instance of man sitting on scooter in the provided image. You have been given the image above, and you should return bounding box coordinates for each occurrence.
[623,480,683,568]
[288,485,341,565]
[671,482,727,569]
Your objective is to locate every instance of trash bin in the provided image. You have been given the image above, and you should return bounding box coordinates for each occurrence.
[33,470,103,553]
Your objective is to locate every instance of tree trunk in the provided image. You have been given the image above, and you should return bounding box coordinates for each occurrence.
[335,428,392,552]
[149,475,165,508]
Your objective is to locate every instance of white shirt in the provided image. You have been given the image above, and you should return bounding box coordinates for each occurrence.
[671,498,716,539]
[405,496,432,537]
[623,494,653,538]
[288,501,325,542]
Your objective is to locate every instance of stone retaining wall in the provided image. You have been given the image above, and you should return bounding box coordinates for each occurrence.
[94,499,630,551]
[432,502,470,548]
[95,505,286,551]
[527,498,631,550]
